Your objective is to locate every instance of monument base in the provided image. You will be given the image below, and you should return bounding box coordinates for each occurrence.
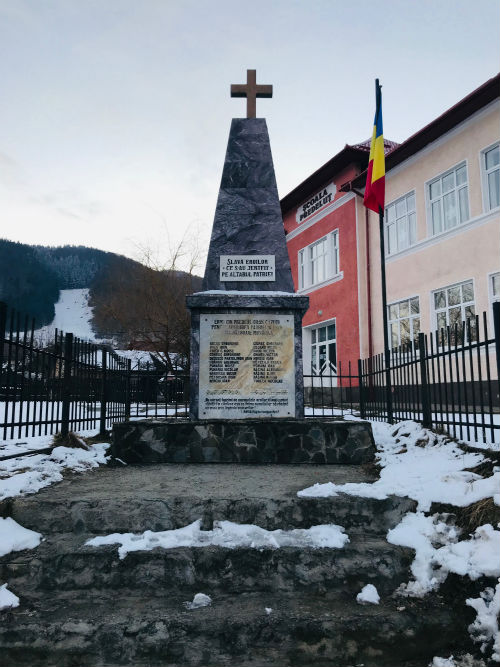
[111,418,376,465]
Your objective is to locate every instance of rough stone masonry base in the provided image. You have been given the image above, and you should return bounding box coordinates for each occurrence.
[111,419,376,464]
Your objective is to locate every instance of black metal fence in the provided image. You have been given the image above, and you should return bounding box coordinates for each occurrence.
[1,299,499,446]
[357,303,500,445]
[0,302,188,440]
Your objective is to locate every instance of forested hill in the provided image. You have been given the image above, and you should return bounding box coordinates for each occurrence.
[0,240,142,326]
[0,240,203,340]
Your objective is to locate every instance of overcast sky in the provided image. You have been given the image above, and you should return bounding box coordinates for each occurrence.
[0,0,498,272]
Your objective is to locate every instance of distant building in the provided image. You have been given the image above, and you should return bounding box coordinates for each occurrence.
[281,74,500,382]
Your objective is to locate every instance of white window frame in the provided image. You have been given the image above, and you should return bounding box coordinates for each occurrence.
[297,230,340,291]
[426,160,470,237]
[308,319,337,376]
[387,295,420,350]
[489,271,500,305]
[384,190,417,256]
[480,141,500,212]
[431,278,476,342]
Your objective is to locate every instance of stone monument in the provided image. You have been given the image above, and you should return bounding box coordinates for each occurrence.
[111,70,376,465]
[186,69,309,420]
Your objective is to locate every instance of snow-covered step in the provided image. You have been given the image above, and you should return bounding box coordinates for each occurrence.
[1,534,414,598]
[0,590,474,667]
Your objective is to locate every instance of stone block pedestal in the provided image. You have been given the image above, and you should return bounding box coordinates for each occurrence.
[111,418,376,465]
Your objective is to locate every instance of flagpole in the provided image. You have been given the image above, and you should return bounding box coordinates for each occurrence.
[378,203,393,424]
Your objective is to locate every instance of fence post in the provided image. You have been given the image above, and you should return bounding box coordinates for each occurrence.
[494,301,500,403]
[418,332,432,429]
[0,302,7,385]
[61,332,73,438]
[358,359,365,419]
[99,349,107,435]
[125,359,131,420]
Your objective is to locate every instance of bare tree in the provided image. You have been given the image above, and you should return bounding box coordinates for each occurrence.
[90,234,202,372]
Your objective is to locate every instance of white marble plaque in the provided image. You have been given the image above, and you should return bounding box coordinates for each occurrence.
[219,255,275,281]
[199,313,295,419]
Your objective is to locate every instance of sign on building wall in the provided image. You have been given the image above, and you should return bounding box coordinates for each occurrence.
[296,183,336,224]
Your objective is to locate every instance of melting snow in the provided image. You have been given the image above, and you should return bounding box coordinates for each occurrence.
[0,517,41,557]
[85,519,349,559]
[0,584,20,611]
[298,420,497,512]
[184,593,212,610]
[356,583,380,605]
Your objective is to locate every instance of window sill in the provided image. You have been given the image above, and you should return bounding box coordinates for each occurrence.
[298,271,344,295]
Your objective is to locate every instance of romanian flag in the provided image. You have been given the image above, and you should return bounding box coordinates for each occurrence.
[364,79,385,213]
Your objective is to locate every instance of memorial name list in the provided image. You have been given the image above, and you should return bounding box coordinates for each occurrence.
[199,312,295,418]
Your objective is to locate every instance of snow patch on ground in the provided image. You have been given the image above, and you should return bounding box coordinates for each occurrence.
[387,514,500,596]
[0,517,42,557]
[298,420,497,512]
[85,519,349,559]
[356,583,380,605]
[0,442,110,500]
[466,581,500,661]
[0,584,19,610]
[184,593,212,610]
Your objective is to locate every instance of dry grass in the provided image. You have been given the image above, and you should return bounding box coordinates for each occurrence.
[52,431,91,450]
[455,497,500,535]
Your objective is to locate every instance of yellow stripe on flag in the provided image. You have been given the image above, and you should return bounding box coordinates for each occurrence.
[371,134,385,182]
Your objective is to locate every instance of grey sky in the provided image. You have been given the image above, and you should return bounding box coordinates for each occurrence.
[0,0,498,271]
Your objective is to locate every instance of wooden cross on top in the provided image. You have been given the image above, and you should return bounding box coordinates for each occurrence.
[230,70,272,118]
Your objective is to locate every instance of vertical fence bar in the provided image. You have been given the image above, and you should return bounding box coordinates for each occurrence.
[99,348,107,435]
[358,359,365,419]
[60,332,73,438]
[493,302,500,408]
[125,359,132,420]
[418,332,431,428]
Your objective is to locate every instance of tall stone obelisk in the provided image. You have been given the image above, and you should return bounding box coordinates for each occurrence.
[186,70,308,420]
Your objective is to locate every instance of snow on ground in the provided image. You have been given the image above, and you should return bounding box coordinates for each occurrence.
[298,419,499,511]
[85,519,349,559]
[0,584,19,610]
[0,436,110,501]
[298,417,500,663]
[387,514,500,596]
[0,517,42,557]
[356,583,380,605]
[466,581,500,661]
[184,593,212,610]
[36,288,96,342]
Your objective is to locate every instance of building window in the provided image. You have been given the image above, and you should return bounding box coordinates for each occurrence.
[385,191,416,255]
[298,231,339,290]
[310,321,337,375]
[491,272,500,303]
[482,143,500,211]
[433,279,476,343]
[428,162,469,235]
[388,297,420,349]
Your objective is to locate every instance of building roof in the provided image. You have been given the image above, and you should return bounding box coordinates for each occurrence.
[345,73,500,192]
[280,139,398,213]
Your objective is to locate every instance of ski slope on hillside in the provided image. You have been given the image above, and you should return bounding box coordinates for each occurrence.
[36,289,96,341]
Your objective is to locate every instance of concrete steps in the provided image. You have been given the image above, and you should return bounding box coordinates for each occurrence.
[0,464,477,665]
[1,536,414,597]
[0,591,473,667]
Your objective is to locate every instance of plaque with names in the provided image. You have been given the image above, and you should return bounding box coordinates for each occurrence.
[199,312,295,419]
[219,255,275,281]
